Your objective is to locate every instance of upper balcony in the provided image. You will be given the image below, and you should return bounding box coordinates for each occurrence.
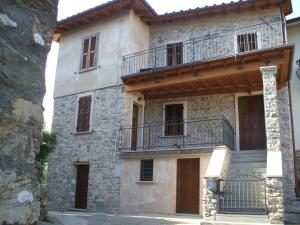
[122,21,285,76]
[121,20,293,99]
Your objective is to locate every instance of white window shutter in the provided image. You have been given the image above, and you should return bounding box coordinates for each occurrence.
[256,32,262,49]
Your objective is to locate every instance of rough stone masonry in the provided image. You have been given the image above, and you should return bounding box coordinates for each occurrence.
[0,1,57,224]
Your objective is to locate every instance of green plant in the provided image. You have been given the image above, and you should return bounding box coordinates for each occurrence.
[36,129,57,184]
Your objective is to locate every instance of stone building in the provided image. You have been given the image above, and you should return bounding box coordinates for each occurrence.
[48,0,298,224]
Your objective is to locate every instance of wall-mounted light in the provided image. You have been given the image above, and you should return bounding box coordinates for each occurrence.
[296,59,300,80]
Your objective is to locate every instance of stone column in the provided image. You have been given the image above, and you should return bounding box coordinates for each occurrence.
[260,66,284,224]
[203,178,218,221]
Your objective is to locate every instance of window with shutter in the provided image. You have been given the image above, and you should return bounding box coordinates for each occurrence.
[80,34,98,71]
[236,33,259,53]
[167,42,183,66]
[164,104,184,136]
[76,96,92,132]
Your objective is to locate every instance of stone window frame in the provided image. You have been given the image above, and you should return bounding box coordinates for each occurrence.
[79,33,100,73]
[234,32,262,54]
[162,101,187,137]
[74,92,94,134]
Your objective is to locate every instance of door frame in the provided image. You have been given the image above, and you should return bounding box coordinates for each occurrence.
[176,158,200,214]
[128,94,145,150]
[235,91,265,151]
[74,163,90,209]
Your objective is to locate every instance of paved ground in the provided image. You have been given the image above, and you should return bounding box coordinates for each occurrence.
[38,211,203,225]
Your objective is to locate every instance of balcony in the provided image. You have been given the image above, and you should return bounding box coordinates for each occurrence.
[119,115,234,154]
[121,21,293,100]
[122,21,285,77]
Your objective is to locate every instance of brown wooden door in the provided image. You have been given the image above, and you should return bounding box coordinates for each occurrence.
[131,104,139,150]
[238,95,266,150]
[176,158,200,214]
[75,165,89,209]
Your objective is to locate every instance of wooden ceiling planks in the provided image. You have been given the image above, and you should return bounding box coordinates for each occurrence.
[123,45,293,99]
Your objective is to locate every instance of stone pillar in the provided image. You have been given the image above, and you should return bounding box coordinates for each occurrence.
[203,178,218,221]
[260,66,284,224]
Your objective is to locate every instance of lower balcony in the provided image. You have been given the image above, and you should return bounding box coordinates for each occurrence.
[119,115,234,155]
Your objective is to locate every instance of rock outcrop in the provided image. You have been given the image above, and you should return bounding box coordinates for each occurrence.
[0,1,57,224]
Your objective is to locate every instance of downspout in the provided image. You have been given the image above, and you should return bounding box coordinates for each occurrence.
[280,0,287,44]
[288,80,299,196]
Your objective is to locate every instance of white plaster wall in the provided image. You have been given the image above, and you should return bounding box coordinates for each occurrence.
[54,10,149,98]
[120,154,211,216]
[288,22,300,151]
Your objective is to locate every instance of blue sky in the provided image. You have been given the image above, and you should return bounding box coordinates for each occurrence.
[43,0,300,130]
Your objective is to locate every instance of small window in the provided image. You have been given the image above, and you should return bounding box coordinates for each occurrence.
[76,95,92,132]
[164,104,184,136]
[140,160,153,181]
[167,42,183,66]
[81,35,98,70]
[236,33,258,53]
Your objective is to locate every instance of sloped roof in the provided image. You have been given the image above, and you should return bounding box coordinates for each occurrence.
[53,0,292,42]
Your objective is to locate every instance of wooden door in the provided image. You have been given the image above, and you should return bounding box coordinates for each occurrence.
[176,158,200,214]
[131,104,139,150]
[238,95,266,150]
[75,165,89,209]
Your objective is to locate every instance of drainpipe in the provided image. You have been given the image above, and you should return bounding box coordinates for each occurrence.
[280,0,287,44]
[288,80,299,196]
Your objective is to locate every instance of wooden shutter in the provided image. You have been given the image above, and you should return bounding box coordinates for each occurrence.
[89,36,97,68]
[76,96,92,132]
[81,35,98,70]
[81,38,89,70]
[237,33,258,53]
[176,43,183,64]
[167,42,183,66]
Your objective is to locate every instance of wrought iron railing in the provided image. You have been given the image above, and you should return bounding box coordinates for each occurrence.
[122,20,285,76]
[219,169,267,214]
[119,115,234,152]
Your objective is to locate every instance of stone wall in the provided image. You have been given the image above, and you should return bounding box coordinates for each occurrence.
[278,87,295,203]
[48,86,126,213]
[0,0,57,224]
[143,94,235,149]
[144,94,235,126]
[149,8,282,60]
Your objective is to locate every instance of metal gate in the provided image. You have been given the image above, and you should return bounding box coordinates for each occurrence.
[219,169,267,214]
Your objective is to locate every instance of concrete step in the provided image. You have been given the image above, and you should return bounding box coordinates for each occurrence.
[284,205,300,224]
[291,198,300,207]
[230,163,266,168]
[201,214,270,225]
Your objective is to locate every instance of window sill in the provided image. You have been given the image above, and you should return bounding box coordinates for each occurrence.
[78,66,98,74]
[160,135,186,138]
[73,130,94,135]
[136,181,156,184]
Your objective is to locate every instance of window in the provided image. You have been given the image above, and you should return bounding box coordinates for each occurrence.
[76,95,92,132]
[140,160,153,181]
[164,104,184,136]
[81,34,98,70]
[167,42,183,66]
[236,33,259,53]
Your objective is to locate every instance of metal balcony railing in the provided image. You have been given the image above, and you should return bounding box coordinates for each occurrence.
[122,20,285,76]
[119,115,235,152]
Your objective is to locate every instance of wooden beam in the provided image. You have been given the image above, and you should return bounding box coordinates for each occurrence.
[124,57,286,93]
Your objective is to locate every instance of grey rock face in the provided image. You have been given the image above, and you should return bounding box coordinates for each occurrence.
[0,0,57,224]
